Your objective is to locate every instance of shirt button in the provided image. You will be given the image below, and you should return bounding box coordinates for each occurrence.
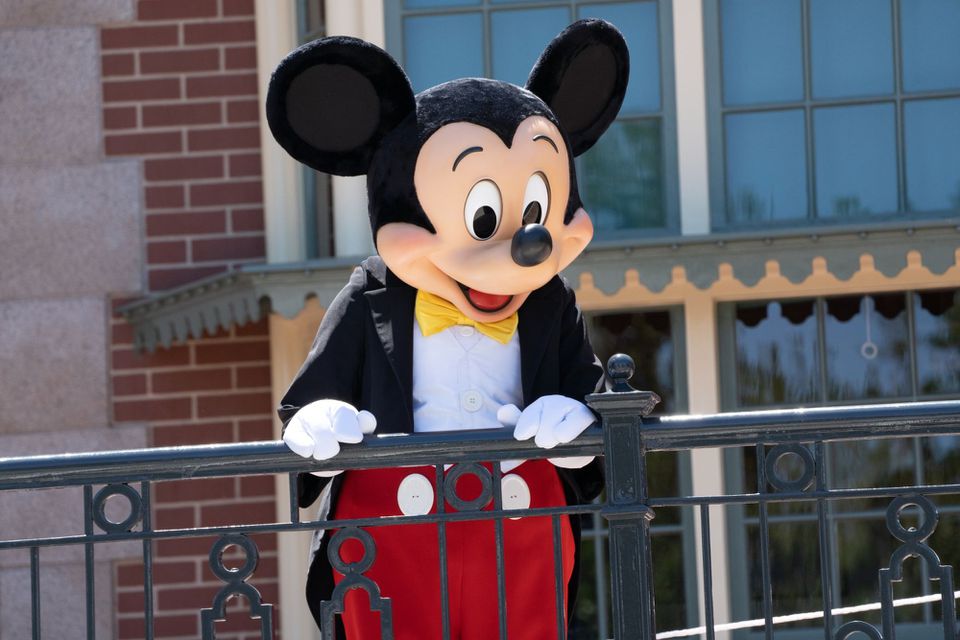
[461,390,482,412]
[457,325,476,337]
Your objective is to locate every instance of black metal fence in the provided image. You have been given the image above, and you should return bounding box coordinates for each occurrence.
[2,356,960,639]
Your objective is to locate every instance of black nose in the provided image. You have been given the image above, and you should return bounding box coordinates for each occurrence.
[511,224,553,267]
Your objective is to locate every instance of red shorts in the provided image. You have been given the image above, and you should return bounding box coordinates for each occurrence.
[329,459,575,640]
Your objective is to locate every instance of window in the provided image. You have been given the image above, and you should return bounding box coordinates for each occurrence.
[582,309,695,638]
[384,0,680,238]
[587,307,686,413]
[719,289,960,638]
[705,0,960,230]
[297,0,335,257]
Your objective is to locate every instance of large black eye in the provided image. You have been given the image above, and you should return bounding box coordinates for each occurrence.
[464,179,502,240]
[522,173,549,226]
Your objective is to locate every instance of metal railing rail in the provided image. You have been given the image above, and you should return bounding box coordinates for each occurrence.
[2,355,959,639]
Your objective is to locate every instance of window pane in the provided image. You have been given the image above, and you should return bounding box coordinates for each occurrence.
[405,0,479,7]
[824,294,911,401]
[570,535,609,638]
[900,0,960,92]
[579,1,661,113]
[745,517,822,619]
[735,300,820,407]
[914,289,960,396]
[725,109,807,223]
[922,435,960,485]
[587,310,677,413]
[904,98,960,213]
[809,0,894,99]
[814,103,897,219]
[721,0,804,105]
[403,13,484,92]
[579,118,664,233]
[491,8,571,86]
[650,532,690,630]
[828,439,916,491]
[299,0,325,40]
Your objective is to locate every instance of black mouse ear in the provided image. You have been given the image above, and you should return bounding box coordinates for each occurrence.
[266,36,415,176]
[526,19,629,157]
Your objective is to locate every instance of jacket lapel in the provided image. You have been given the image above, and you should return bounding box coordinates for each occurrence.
[518,277,563,405]
[365,284,416,433]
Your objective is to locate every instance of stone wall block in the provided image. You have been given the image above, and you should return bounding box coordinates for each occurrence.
[0,298,112,433]
[0,162,142,297]
[0,561,115,639]
[0,0,133,27]
[0,28,103,165]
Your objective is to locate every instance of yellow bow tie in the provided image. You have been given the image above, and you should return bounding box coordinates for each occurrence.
[415,290,518,345]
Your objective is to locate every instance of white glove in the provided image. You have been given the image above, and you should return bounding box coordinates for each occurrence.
[497,396,596,469]
[283,400,376,477]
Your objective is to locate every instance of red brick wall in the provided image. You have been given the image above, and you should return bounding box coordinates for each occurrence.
[102,1,284,637]
[101,0,265,292]
[111,311,281,639]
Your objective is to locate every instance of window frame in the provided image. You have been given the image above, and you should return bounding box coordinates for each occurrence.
[296,0,335,258]
[703,0,960,233]
[382,0,681,238]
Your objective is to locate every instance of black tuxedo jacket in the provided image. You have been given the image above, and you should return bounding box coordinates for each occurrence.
[278,256,605,627]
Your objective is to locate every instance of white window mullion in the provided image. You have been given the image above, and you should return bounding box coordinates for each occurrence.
[257,0,306,263]
[672,0,711,236]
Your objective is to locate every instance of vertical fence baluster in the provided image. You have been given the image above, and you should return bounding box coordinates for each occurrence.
[552,515,566,640]
[30,546,41,640]
[83,484,96,640]
[83,484,97,640]
[492,462,508,640]
[288,473,300,524]
[592,523,609,640]
[699,504,716,640]
[141,481,154,640]
[814,442,834,640]
[756,444,774,640]
[435,464,451,640]
[587,354,661,640]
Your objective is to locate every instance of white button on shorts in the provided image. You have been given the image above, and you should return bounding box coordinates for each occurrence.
[397,473,434,516]
[461,390,482,412]
[501,473,531,516]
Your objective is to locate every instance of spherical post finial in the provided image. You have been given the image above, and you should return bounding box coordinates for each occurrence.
[607,353,636,393]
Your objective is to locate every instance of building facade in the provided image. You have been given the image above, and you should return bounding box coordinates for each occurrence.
[1,0,958,638]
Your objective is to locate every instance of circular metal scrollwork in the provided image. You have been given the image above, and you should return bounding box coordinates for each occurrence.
[443,463,493,512]
[92,483,143,533]
[834,620,882,640]
[886,494,938,543]
[764,444,816,493]
[327,526,377,575]
[208,534,259,583]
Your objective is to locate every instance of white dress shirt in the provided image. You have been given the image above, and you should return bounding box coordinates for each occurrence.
[411,323,522,433]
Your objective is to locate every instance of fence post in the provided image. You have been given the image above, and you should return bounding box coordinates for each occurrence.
[587,353,661,640]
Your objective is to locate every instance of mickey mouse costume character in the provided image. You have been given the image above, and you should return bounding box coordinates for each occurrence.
[268,19,629,640]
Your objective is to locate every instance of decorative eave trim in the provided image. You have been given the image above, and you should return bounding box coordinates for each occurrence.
[118,257,358,352]
[120,221,960,351]
[565,221,960,295]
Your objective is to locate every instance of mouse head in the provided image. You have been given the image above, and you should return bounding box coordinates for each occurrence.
[267,19,629,322]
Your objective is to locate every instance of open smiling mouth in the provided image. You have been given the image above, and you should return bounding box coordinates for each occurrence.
[456,282,514,313]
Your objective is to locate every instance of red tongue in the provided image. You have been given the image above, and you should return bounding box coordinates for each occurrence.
[466,288,512,311]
